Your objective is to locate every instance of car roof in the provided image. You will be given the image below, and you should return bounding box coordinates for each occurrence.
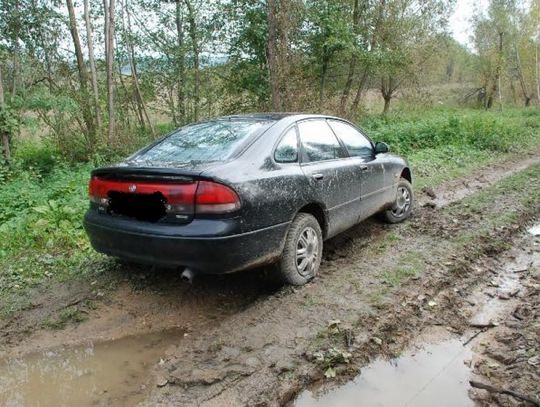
[212,113,346,123]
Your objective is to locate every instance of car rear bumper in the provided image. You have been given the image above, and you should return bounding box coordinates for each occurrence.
[83,210,289,274]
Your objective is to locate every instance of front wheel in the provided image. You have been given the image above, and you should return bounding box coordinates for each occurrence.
[278,213,323,286]
[383,179,414,223]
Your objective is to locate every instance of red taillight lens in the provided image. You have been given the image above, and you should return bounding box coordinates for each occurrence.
[88,177,240,216]
[89,176,109,204]
[195,181,241,214]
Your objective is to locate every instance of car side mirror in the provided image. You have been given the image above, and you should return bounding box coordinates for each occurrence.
[374,142,389,154]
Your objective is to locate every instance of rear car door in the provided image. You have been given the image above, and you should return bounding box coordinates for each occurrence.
[297,119,362,238]
[327,120,387,220]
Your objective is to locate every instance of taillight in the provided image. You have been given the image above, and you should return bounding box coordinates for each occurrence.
[88,176,240,217]
[88,176,109,206]
[195,181,241,214]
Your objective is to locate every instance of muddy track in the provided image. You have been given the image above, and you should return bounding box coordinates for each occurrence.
[143,155,540,406]
[1,151,539,406]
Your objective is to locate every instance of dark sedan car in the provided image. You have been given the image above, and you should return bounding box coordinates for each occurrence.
[84,113,413,285]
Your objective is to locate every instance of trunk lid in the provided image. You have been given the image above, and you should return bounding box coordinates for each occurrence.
[90,167,202,224]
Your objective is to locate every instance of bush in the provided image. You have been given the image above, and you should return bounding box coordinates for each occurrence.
[13,140,59,175]
[361,108,540,155]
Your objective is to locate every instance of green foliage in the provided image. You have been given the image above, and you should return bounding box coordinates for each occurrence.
[0,164,93,296]
[13,140,59,175]
[0,105,19,136]
[362,108,540,155]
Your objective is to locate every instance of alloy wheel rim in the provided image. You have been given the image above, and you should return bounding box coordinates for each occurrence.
[391,186,411,217]
[296,226,319,277]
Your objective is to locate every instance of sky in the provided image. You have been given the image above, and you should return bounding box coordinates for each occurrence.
[449,0,490,48]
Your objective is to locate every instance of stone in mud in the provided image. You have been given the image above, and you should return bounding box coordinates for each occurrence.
[371,337,383,346]
[156,376,168,387]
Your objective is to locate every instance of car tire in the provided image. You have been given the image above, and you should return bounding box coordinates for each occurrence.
[383,179,414,223]
[278,213,323,286]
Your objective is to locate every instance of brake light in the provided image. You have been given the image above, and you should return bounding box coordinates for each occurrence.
[195,181,241,214]
[88,176,109,206]
[88,177,240,216]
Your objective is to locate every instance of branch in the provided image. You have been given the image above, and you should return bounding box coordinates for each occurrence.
[469,381,540,406]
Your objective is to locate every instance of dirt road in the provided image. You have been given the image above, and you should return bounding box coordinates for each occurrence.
[1,151,539,406]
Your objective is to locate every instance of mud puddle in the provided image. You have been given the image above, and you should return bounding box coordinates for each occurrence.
[0,328,184,407]
[296,338,474,407]
[294,224,538,407]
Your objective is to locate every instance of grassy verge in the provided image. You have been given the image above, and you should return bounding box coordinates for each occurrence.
[363,107,540,189]
[1,107,539,319]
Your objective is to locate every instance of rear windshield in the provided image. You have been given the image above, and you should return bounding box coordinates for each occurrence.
[134,119,273,163]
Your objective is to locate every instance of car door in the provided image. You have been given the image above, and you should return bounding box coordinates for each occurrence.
[297,119,362,238]
[327,120,387,220]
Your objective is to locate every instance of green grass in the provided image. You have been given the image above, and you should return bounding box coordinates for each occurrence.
[362,107,540,189]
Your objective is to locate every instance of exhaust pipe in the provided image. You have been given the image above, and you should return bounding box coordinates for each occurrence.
[181,268,195,284]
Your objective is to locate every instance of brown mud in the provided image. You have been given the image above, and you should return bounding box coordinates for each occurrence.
[0,151,539,407]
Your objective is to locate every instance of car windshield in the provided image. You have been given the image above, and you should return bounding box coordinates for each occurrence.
[133,119,273,163]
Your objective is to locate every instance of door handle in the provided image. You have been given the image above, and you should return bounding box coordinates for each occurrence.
[312,173,324,180]
[360,165,369,171]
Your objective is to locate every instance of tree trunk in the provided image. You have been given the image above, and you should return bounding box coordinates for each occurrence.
[11,0,21,99]
[184,0,200,121]
[104,0,116,144]
[124,0,155,135]
[514,42,530,106]
[175,0,185,124]
[382,95,391,114]
[348,70,368,117]
[381,75,395,114]
[66,0,96,140]
[487,31,504,110]
[339,0,360,115]
[84,0,102,129]
[267,0,281,111]
[0,65,11,161]
[319,53,329,110]
[534,44,540,102]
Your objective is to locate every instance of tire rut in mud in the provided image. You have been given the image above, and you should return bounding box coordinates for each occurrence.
[146,160,540,406]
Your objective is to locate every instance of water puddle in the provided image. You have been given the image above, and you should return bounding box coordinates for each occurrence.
[0,328,184,407]
[296,224,538,407]
[295,339,473,407]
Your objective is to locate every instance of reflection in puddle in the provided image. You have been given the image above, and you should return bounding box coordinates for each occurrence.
[0,329,183,407]
[295,339,473,407]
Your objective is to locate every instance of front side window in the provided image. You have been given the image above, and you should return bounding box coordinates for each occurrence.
[298,120,346,162]
[274,127,298,163]
[328,120,373,159]
[133,119,272,163]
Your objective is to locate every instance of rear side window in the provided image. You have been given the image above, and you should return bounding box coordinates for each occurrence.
[134,120,272,163]
[298,120,346,162]
[328,120,373,159]
[274,127,298,163]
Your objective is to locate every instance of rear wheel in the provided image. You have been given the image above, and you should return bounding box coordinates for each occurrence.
[278,213,323,286]
[383,179,413,223]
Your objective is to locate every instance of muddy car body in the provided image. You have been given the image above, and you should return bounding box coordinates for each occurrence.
[84,113,413,284]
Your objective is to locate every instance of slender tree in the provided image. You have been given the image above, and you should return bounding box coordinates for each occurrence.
[104,0,116,143]
[185,0,200,121]
[84,0,102,129]
[267,0,282,110]
[0,64,11,161]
